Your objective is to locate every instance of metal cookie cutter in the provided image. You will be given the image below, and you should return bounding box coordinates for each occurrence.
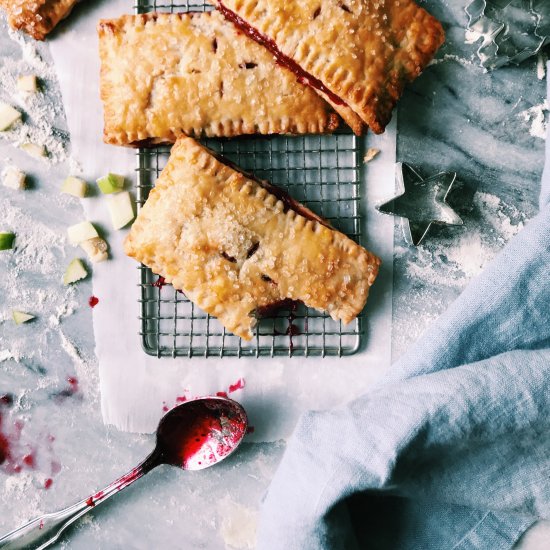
[376,163,463,246]
[465,0,550,70]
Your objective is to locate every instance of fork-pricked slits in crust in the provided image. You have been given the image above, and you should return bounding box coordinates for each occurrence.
[98,12,340,146]
[124,136,380,340]
[212,0,445,134]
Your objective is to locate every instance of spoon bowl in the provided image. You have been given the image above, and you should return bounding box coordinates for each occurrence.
[155,396,248,471]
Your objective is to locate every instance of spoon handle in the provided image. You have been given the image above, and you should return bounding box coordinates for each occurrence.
[0,453,159,550]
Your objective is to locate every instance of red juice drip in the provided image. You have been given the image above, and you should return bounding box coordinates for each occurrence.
[0,394,14,407]
[54,376,79,401]
[228,379,245,393]
[216,2,346,107]
[286,324,300,336]
[0,431,9,466]
[22,453,35,468]
[0,412,16,468]
[216,391,228,398]
[254,299,296,319]
[44,478,53,489]
[0,397,11,465]
[175,396,187,403]
[88,296,99,308]
[286,302,299,352]
[152,276,166,288]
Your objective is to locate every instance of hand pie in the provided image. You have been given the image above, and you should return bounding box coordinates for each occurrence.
[124,136,380,340]
[211,0,445,134]
[0,0,77,40]
[98,12,340,146]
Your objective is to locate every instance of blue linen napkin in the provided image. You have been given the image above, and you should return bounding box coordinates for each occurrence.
[256,84,550,550]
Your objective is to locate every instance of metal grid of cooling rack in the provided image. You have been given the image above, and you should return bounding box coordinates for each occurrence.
[134,0,364,358]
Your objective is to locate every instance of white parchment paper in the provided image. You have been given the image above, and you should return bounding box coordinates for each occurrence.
[49,0,395,441]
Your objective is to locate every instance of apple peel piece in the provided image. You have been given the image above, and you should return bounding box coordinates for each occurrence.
[107,191,135,230]
[20,142,46,159]
[2,166,26,190]
[61,176,87,198]
[12,310,35,325]
[67,221,99,245]
[80,237,108,263]
[63,258,88,285]
[97,173,125,194]
[0,103,22,131]
[17,75,38,93]
[0,232,16,250]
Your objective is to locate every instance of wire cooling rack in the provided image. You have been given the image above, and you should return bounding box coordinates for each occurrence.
[134,0,364,358]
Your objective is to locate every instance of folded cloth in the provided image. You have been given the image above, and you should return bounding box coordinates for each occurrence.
[256,77,550,550]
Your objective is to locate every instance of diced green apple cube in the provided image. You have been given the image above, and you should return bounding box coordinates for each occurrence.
[80,237,108,263]
[67,221,99,245]
[0,103,22,131]
[61,176,87,198]
[0,232,15,250]
[17,75,38,93]
[107,191,135,230]
[12,310,35,325]
[20,142,46,159]
[96,173,125,194]
[2,166,26,190]
[63,258,87,285]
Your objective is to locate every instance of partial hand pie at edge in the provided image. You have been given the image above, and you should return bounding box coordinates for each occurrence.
[0,0,77,40]
[98,12,340,146]
[124,136,380,340]
[212,0,445,134]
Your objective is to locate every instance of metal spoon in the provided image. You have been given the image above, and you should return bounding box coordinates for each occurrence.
[0,396,248,550]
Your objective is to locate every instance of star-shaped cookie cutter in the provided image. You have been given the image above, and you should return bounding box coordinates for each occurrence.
[376,163,463,246]
[465,0,550,70]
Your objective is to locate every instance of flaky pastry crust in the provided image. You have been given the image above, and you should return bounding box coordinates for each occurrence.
[124,136,380,340]
[98,12,340,146]
[0,0,77,40]
[212,0,445,134]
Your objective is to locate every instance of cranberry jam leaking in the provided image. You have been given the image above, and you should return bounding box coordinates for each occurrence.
[155,399,247,471]
[216,2,346,108]
[208,149,331,227]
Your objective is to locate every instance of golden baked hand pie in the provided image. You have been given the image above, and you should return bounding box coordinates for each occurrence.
[211,0,445,134]
[0,0,77,40]
[124,136,380,340]
[98,12,340,146]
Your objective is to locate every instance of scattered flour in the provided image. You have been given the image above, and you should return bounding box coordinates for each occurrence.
[0,198,66,276]
[218,496,257,550]
[518,101,549,140]
[0,28,68,164]
[3,473,44,524]
[536,52,547,80]
[401,190,526,287]
[58,330,99,400]
[428,54,476,68]
[393,190,528,353]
